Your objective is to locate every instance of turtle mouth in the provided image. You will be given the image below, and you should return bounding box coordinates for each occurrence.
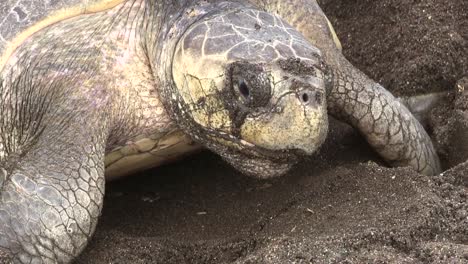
[237,138,307,163]
[222,137,310,179]
[220,143,304,179]
[202,127,312,178]
[199,129,309,178]
[210,130,305,160]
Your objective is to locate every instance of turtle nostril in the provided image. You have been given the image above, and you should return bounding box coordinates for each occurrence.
[299,90,323,105]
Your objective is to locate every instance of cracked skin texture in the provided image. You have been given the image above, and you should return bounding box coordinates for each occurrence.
[0,0,439,263]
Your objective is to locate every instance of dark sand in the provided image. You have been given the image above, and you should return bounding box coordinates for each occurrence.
[76,0,468,263]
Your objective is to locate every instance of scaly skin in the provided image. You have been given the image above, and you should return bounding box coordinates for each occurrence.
[0,0,330,262]
[327,59,441,175]
[252,0,441,175]
[0,1,198,262]
[0,0,441,262]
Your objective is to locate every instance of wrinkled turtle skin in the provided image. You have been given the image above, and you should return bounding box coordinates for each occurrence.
[0,0,440,262]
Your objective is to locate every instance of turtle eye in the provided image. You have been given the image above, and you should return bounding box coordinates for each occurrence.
[229,62,271,108]
[238,79,250,99]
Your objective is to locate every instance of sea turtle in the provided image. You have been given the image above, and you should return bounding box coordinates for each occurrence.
[0,0,440,262]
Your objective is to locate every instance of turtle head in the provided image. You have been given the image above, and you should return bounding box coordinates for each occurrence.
[169,9,330,178]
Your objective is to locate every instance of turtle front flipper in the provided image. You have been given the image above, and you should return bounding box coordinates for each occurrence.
[0,126,106,263]
[250,0,441,175]
[327,58,442,175]
[398,92,447,128]
[0,78,107,263]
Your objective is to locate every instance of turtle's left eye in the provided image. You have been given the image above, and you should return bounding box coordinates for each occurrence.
[238,80,250,99]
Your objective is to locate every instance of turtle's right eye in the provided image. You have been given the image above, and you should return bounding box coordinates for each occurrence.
[229,62,271,108]
[237,79,250,99]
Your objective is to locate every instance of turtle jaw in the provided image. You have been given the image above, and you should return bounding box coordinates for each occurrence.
[230,99,328,179]
[216,140,305,179]
[239,89,329,157]
[211,125,325,179]
[222,151,296,179]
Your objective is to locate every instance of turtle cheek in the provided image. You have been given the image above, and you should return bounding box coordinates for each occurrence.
[239,93,328,155]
